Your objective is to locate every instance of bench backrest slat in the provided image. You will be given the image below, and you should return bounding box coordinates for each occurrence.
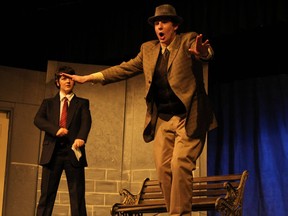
[193,181,239,190]
[193,174,242,182]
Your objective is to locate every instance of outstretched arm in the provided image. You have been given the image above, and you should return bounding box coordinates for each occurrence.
[61,72,104,84]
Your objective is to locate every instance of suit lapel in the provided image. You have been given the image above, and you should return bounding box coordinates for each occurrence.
[52,94,61,126]
[168,35,181,71]
[147,43,161,78]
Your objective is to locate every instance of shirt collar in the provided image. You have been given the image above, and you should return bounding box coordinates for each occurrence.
[59,92,74,102]
[160,36,176,54]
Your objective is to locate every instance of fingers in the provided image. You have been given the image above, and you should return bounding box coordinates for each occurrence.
[202,39,210,46]
[73,139,85,148]
[56,128,69,137]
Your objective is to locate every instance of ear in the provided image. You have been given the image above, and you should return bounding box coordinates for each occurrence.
[56,80,60,87]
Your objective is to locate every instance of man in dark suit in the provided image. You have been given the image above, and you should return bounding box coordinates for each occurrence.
[62,4,217,216]
[34,66,92,216]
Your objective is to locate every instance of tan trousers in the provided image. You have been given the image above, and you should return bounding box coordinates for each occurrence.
[153,116,206,216]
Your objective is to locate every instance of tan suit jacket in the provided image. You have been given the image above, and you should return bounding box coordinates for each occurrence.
[101,32,217,142]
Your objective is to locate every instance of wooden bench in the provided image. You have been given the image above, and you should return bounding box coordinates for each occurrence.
[110,170,248,216]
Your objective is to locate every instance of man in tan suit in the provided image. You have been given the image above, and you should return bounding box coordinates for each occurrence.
[63,4,217,216]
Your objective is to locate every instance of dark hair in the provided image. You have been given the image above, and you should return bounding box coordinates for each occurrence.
[54,66,76,88]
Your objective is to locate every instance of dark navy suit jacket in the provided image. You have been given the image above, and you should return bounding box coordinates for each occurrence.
[34,93,92,167]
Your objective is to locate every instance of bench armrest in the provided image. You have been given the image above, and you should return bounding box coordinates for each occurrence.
[119,188,139,205]
[215,170,249,215]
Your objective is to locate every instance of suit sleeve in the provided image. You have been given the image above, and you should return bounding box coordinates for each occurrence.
[76,99,92,142]
[34,99,60,136]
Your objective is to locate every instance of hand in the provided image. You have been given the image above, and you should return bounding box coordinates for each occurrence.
[72,139,85,148]
[189,34,210,57]
[60,73,90,84]
[56,128,69,137]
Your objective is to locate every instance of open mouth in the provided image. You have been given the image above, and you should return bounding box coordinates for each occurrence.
[158,32,165,40]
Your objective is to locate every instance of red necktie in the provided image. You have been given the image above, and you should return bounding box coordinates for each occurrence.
[59,97,68,128]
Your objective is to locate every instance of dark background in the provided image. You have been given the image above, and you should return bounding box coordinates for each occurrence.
[0,0,287,83]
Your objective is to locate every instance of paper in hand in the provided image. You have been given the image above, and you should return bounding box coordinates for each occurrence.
[72,145,82,161]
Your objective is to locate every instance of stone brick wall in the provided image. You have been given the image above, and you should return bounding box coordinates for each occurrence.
[35,61,209,216]
[36,167,158,216]
[0,62,208,216]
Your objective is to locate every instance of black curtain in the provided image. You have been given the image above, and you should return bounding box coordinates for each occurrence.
[207,74,288,216]
[1,0,287,72]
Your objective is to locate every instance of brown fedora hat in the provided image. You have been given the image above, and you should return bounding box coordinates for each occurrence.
[148,4,183,26]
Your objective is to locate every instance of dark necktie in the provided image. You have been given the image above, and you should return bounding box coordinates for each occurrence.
[163,48,170,60]
[158,48,170,75]
[59,97,68,128]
